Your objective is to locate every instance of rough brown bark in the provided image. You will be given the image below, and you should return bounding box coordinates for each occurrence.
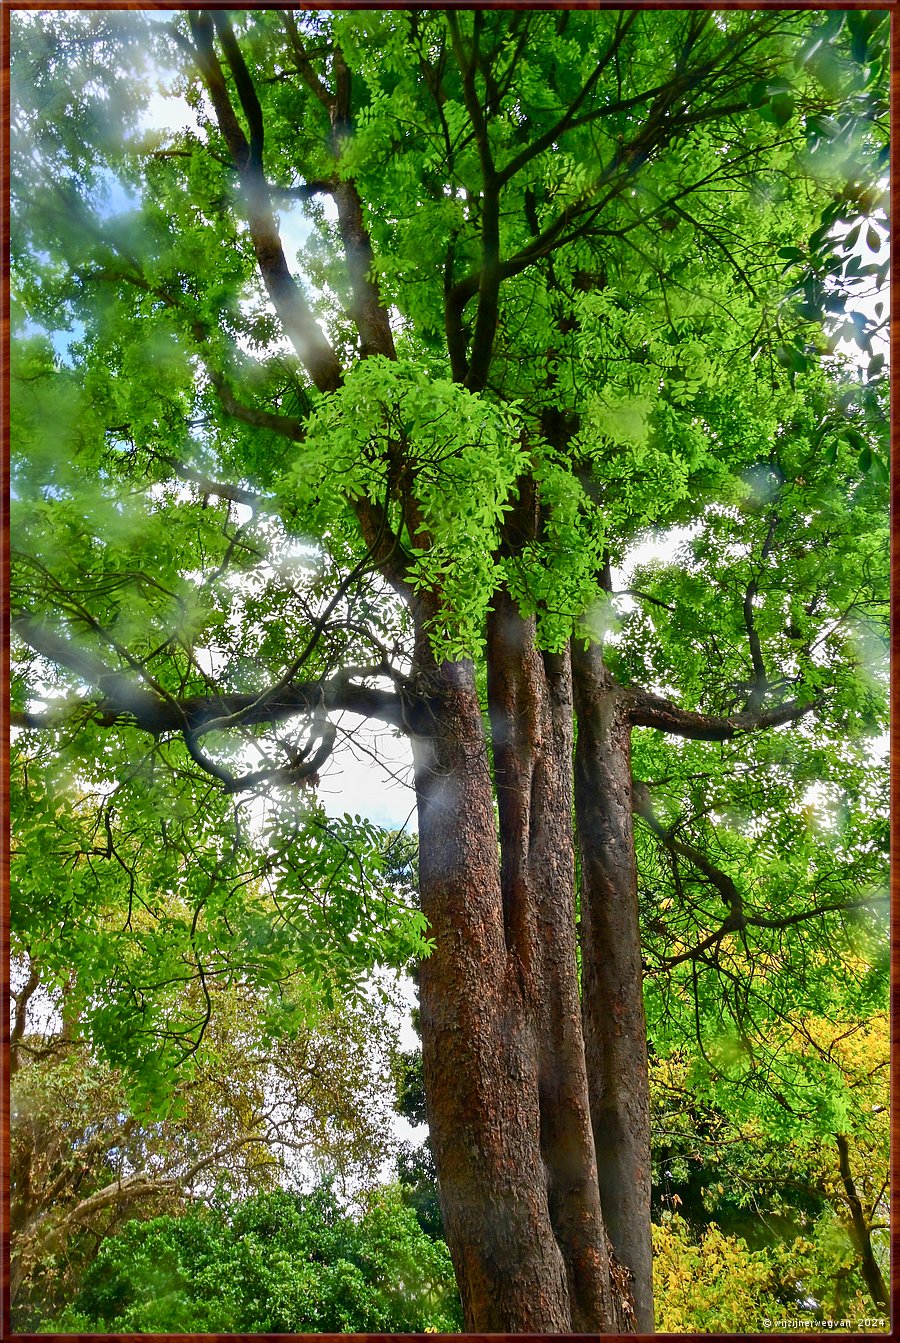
[487,593,624,1331]
[411,649,567,1331]
[572,640,654,1333]
[411,620,634,1333]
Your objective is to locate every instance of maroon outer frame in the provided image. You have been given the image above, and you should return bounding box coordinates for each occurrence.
[0,2,895,1340]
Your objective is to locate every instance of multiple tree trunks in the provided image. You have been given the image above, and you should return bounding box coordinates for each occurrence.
[411,612,645,1333]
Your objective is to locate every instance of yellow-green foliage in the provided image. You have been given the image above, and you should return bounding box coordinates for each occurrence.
[652,1214,780,1333]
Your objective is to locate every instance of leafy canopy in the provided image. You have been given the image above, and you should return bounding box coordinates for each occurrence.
[9,6,888,1121]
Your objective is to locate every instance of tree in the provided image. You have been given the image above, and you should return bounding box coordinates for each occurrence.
[10,8,888,1331]
[651,1214,782,1334]
[10,949,406,1328]
[36,1186,462,1334]
[649,1006,889,1323]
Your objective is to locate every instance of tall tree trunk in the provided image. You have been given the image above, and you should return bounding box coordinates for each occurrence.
[487,593,629,1331]
[411,650,569,1331]
[573,640,654,1333]
[411,624,632,1332]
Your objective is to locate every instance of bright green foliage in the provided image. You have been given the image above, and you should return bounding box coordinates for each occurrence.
[12,727,429,1108]
[775,1216,883,1327]
[615,359,889,1123]
[40,1187,462,1335]
[649,1013,889,1322]
[11,8,888,658]
[8,7,889,1329]
[289,357,529,655]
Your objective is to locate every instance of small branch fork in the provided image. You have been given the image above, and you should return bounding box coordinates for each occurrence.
[632,780,886,970]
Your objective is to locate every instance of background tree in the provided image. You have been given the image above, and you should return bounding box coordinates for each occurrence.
[10,7,888,1331]
[35,1186,462,1334]
[10,948,405,1329]
[649,1009,889,1322]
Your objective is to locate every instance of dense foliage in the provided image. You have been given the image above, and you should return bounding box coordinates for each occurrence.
[37,1187,462,1334]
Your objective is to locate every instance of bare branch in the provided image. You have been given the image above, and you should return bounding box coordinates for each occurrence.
[280,12,333,108]
[12,617,410,740]
[633,781,742,916]
[143,450,266,510]
[10,965,42,1076]
[204,367,308,440]
[329,47,396,360]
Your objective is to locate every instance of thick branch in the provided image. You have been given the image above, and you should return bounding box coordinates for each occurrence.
[144,450,265,509]
[188,12,342,391]
[268,178,336,203]
[10,965,42,1077]
[626,687,822,740]
[185,11,250,165]
[836,1134,890,1310]
[632,782,742,916]
[13,617,410,737]
[280,12,333,108]
[447,12,501,392]
[13,617,166,726]
[212,10,265,170]
[205,367,307,439]
[330,48,396,360]
[12,707,80,730]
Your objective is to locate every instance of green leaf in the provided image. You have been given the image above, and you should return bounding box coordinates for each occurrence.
[849,30,868,65]
[842,223,861,252]
[795,301,822,323]
[870,452,889,484]
[775,345,809,373]
[769,92,795,127]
